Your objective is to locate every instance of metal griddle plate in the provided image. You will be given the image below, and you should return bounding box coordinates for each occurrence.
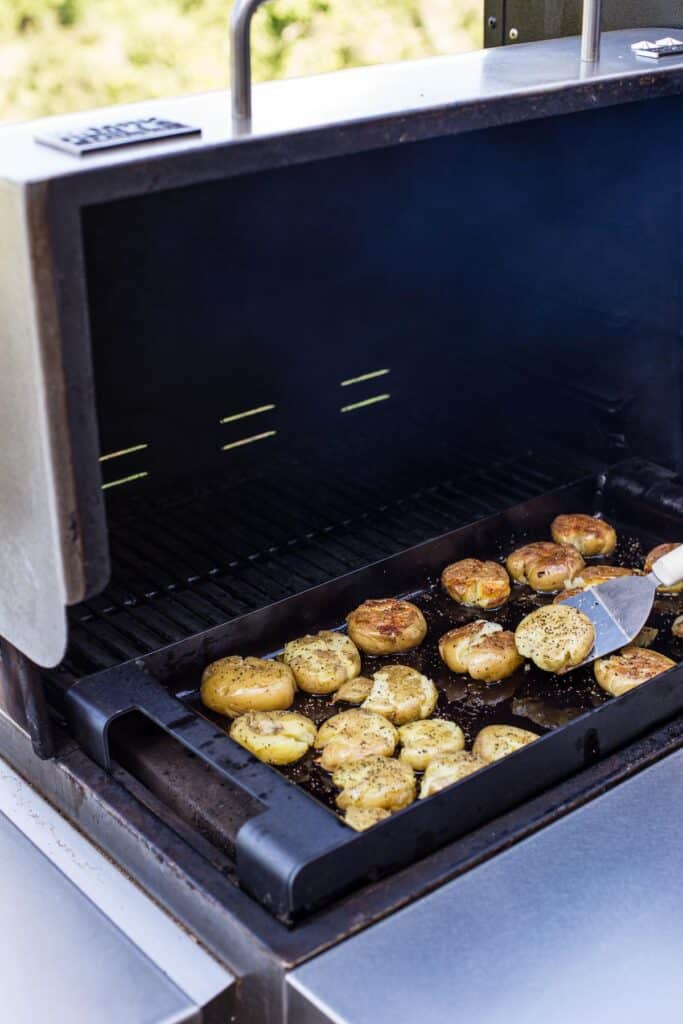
[63,465,683,922]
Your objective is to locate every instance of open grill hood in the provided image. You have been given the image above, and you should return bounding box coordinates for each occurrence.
[0,29,682,668]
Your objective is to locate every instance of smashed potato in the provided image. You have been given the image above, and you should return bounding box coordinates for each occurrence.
[506,541,584,593]
[331,676,373,705]
[419,752,487,797]
[229,710,316,764]
[201,656,295,717]
[553,566,640,603]
[594,646,675,697]
[441,558,510,609]
[346,598,427,655]
[551,514,617,556]
[472,724,539,763]
[398,719,465,771]
[439,620,523,682]
[283,630,361,694]
[362,664,438,725]
[333,755,416,811]
[315,709,398,771]
[344,806,392,831]
[515,604,595,673]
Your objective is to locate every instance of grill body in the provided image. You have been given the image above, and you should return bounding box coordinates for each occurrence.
[1,28,683,1020]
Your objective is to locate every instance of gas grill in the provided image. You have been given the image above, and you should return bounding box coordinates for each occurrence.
[2,19,683,1023]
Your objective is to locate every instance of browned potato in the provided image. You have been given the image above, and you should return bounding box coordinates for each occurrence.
[553,587,584,605]
[439,620,523,682]
[571,565,640,586]
[419,752,487,797]
[346,598,427,655]
[201,656,296,717]
[398,719,465,770]
[472,724,539,763]
[362,665,438,725]
[506,542,585,593]
[333,756,416,811]
[551,514,617,556]
[282,630,361,694]
[514,604,595,673]
[344,806,392,831]
[645,543,683,595]
[441,558,510,609]
[594,646,675,697]
[554,565,640,603]
[315,708,398,771]
[673,615,683,639]
[229,710,316,764]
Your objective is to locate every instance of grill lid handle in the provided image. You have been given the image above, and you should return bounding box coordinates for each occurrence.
[580,0,602,61]
[231,0,268,133]
[232,0,606,129]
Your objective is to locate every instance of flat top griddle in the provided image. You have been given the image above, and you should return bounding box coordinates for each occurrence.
[62,462,683,922]
[179,527,683,818]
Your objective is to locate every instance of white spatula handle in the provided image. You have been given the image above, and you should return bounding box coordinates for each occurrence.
[651,544,683,587]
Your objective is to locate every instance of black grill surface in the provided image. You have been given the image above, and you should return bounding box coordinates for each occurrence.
[53,442,592,686]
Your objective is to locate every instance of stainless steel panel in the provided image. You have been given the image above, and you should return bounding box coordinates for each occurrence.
[0,808,201,1024]
[289,745,683,1023]
[0,177,108,668]
[0,755,235,1018]
[0,182,69,666]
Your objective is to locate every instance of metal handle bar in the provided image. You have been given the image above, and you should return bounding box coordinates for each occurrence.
[581,0,602,61]
[231,0,269,133]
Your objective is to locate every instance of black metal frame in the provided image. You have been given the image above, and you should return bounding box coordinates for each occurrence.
[62,460,683,921]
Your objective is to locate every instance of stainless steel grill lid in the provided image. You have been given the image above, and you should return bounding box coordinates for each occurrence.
[2,28,683,664]
[0,170,109,667]
[0,183,71,667]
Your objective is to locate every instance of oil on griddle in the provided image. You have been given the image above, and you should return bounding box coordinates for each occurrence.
[181,520,683,819]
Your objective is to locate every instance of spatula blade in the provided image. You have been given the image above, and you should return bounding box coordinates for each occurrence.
[561,574,658,664]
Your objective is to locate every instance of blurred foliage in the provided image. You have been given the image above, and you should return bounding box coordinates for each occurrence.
[0,0,481,122]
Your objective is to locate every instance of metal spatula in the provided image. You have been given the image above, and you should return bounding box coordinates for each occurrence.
[562,544,683,666]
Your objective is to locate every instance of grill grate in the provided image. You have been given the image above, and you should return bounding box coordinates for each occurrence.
[51,443,592,687]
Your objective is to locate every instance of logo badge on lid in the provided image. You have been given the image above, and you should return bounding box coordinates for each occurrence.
[35,116,201,156]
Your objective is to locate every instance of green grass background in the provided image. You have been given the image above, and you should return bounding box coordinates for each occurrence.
[0,0,481,122]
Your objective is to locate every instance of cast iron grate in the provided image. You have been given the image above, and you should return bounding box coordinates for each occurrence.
[51,443,590,686]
